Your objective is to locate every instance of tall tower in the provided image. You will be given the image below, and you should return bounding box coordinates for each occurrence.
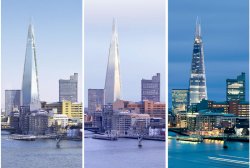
[104,19,121,105]
[189,17,207,105]
[21,23,41,111]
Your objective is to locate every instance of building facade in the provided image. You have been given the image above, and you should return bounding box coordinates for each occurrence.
[62,101,82,121]
[226,72,245,101]
[21,24,41,111]
[88,89,104,113]
[59,73,78,102]
[171,89,189,114]
[189,18,207,105]
[5,90,21,116]
[141,73,160,102]
[104,19,121,105]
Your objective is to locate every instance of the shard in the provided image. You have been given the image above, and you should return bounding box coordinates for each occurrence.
[21,23,41,111]
[189,17,207,105]
[104,19,121,105]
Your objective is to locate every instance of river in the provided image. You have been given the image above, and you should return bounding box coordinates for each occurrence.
[1,132,82,168]
[168,131,249,168]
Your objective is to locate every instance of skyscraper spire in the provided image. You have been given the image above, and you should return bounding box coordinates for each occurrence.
[22,23,41,111]
[195,16,201,38]
[189,18,207,105]
[104,19,121,105]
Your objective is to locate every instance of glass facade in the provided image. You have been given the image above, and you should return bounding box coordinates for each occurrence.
[88,89,104,113]
[172,89,188,114]
[21,24,40,110]
[104,19,121,105]
[189,18,207,105]
[5,90,21,116]
[226,72,245,101]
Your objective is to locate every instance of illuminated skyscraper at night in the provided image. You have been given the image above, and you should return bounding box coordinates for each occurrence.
[104,19,121,105]
[189,18,207,105]
[21,23,41,111]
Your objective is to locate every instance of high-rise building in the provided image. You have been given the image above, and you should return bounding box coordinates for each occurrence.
[21,23,41,111]
[172,89,189,114]
[59,73,78,102]
[226,72,245,101]
[189,17,207,105]
[62,100,82,121]
[104,19,121,105]
[88,89,104,113]
[141,73,160,102]
[5,90,21,116]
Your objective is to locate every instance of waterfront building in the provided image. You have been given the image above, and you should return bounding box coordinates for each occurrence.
[176,111,188,128]
[21,23,41,111]
[9,111,20,131]
[28,110,48,135]
[141,73,160,102]
[19,106,30,134]
[226,72,245,101]
[102,104,113,132]
[48,113,68,128]
[189,18,207,105]
[44,102,62,114]
[186,112,199,131]
[104,19,121,105]
[59,73,78,102]
[88,89,104,113]
[171,89,189,114]
[112,111,132,135]
[92,111,102,130]
[62,101,82,121]
[5,90,21,116]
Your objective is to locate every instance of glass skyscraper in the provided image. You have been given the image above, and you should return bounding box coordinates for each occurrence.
[5,90,21,116]
[172,89,189,114]
[226,72,245,101]
[189,18,207,105]
[104,19,121,105]
[21,23,41,111]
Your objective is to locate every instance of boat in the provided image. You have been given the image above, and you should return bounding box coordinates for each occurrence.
[9,134,36,141]
[176,134,203,142]
[92,134,117,141]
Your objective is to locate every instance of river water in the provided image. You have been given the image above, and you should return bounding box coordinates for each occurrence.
[84,132,165,168]
[168,132,249,168]
[1,132,82,168]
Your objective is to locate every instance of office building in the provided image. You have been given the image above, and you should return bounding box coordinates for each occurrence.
[5,90,21,116]
[104,19,121,105]
[141,73,160,102]
[171,89,189,114]
[59,73,78,102]
[88,89,104,113]
[189,18,207,105]
[29,110,48,135]
[226,72,245,101]
[62,101,82,121]
[21,23,41,111]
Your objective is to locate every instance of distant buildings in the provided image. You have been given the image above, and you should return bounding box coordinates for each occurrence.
[171,89,189,114]
[226,72,245,101]
[141,73,160,102]
[5,90,21,116]
[88,89,104,113]
[62,100,82,121]
[59,73,78,102]
[189,18,207,105]
[104,19,121,105]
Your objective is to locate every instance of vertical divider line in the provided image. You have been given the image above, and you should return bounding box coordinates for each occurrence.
[82,0,85,167]
[165,0,169,168]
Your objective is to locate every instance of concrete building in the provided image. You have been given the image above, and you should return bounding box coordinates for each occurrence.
[9,111,20,131]
[44,102,62,114]
[226,72,245,101]
[62,101,82,121]
[59,73,78,102]
[5,90,21,116]
[141,73,160,102]
[88,89,104,113]
[28,110,48,135]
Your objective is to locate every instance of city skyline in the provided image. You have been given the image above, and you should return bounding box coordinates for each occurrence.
[1,0,82,108]
[85,0,165,105]
[169,0,249,105]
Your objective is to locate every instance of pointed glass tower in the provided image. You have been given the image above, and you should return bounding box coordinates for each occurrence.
[21,23,41,110]
[189,17,207,105]
[104,19,121,105]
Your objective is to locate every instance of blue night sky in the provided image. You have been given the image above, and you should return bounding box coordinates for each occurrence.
[168,0,249,105]
[1,0,82,107]
[85,0,165,105]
